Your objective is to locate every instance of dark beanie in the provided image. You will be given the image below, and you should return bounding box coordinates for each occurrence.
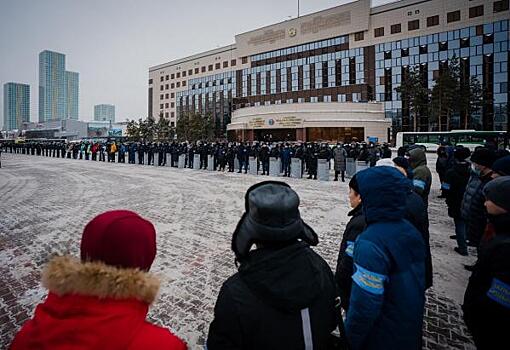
[80,210,157,271]
[392,156,409,170]
[492,156,510,176]
[454,146,471,161]
[483,177,510,212]
[349,175,359,194]
[470,148,496,168]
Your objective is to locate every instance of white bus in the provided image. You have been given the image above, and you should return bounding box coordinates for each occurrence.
[396,130,509,152]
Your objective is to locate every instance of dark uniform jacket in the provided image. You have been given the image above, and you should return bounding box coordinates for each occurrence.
[335,205,366,311]
[463,213,510,350]
[444,161,471,218]
[207,241,338,350]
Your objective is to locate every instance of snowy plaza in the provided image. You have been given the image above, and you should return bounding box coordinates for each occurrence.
[0,153,477,349]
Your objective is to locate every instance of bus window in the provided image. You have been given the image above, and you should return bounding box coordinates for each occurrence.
[428,135,439,144]
[403,134,415,145]
[416,135,429,143]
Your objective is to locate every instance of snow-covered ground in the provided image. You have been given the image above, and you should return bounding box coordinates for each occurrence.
[0,153,476,349]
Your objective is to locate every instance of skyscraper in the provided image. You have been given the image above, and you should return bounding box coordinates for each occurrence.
[39,50,80,122]
[39,50,66,122]
[65,71,79,120]
[94,104,115,122]
[3,82,30,131]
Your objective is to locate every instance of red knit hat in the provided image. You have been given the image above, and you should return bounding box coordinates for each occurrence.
[80,210,157,271]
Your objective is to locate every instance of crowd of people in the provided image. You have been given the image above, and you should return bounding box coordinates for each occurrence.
[1,139,393,180]
[4,138,510,350]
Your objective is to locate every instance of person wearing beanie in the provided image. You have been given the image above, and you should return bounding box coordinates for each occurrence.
[492,155,510,177]
[392,156,414,179]
[460,147,497,255]
[335,174,367,311]
[345,167,426,350]
[463,176,510,350]
[443,146,472,256]
[10,210,187,350]
[207,181,340,349]
[407,147,432,206]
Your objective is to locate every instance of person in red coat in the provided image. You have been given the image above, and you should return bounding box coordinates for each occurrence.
[10,210,187,350]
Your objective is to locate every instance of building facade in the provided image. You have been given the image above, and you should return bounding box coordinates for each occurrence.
[94,104,115,122]
[149,0,509,141]
[3,82,30,131]
[39,50,80,122]
[65,71,79,120]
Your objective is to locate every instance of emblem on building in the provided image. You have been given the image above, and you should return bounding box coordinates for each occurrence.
[268,119,275,126]
[288,28,297,37]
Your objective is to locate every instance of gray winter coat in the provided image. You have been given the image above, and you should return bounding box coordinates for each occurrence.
[333,147,347,171]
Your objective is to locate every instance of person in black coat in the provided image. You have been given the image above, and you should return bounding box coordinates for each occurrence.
[463,176,510,350]
[207,181,339,350]
[335,175,366,311]
[443,146,472,255]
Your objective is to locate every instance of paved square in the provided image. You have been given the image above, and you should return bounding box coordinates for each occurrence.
[0,153,476,349]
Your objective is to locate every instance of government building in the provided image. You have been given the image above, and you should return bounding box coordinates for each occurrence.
[148,0,509,142]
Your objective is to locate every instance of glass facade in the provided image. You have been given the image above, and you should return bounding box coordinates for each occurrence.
[65,71,79,120]
[174,17,508,134]
[39,50,66,122]
[375,19,509,131]
[3,82,30,131]
[39,50,80,122]
[94,104,115,122]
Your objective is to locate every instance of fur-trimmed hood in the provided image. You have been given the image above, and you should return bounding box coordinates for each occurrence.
[42,255,160,304]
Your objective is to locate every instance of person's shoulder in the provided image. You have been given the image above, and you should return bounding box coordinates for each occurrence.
[129,322,187,350]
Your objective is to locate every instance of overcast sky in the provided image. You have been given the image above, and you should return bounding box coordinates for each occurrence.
[0,0,396,128]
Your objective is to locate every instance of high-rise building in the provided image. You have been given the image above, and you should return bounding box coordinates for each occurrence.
[39,50,80,122]
[39,50,66,122]
[149,0,509,142]
[65,71,79,120]
[94,104,115,122]
[3,82,30,131]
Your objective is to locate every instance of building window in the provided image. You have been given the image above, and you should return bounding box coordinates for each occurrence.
[160,76,164,82]
[494,0,509,12]
[182,81,186,86]
[160,85,164,91]
[390,23,401,34]
[231,59,237,66]
[354,31,364,41]
[408,19,419,31]
[188,69,192,76]
[195,68,199,74]
[165,93,169,99]
[176,72,180,78]
[214,63,220,69]
[439,41,448,51]
[148,79,153,84]
[208,65,213,71]
[171,83,175,89]
[201,66,206,72]
[170,121,175,127]
[171,92,175,98]
[223,61,228,68]
[182,71,186,77]
[447,10,460,23]
[160,104,164,109]
[419,45,427,54]
[401,48,409,57]
[165,112,169,118]
[384,51,392,59]
[460,37,470,48]
[374,27,384,37]
[165,75,169,80]
[171,74,175,79]
[160,94,163,100]
[171,102,175,108]
[176,82,180,88]
[469,5,484,18]
[165,84,169,89]
[165,103,169,108]
[427,15,439,27]
[241,57,248,64]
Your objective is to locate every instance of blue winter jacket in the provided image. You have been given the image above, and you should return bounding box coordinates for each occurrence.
[345,166,426,350]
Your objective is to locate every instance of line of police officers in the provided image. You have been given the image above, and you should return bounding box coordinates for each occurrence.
[1,140,392,180]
